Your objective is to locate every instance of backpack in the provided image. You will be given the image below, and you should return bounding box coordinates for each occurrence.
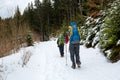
[69,22,80,44]
[57,35,64,46]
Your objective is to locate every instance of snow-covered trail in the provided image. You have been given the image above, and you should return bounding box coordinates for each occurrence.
[2,40,120,80]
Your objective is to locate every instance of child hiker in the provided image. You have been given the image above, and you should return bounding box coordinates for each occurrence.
[57,33,65,57]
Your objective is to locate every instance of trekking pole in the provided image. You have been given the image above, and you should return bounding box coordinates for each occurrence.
[65,43,68,66]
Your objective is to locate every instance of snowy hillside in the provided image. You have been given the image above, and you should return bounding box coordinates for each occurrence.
[0,39,120,80]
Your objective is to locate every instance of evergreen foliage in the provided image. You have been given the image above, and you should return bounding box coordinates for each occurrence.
[81,0,120,62]
[82,16,102,48]
[99,0,120,62]
[26,32,33,46]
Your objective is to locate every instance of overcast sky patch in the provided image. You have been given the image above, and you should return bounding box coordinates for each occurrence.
[0,0,36,18]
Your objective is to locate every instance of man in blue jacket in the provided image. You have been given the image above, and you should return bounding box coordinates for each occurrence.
[69,22,81,69]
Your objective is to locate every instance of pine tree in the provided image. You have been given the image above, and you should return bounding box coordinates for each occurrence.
[42,0,52,40]
[14,6,21,28]
[99,0,120,62]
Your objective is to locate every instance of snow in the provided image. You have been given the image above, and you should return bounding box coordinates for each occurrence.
[117,40,120,46]
[0,39,120,80]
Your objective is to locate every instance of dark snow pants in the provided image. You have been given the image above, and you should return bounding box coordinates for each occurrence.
[58,44,64,56]
[69,43,81,65]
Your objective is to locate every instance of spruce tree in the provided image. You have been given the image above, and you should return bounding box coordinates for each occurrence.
[99,0,120,62]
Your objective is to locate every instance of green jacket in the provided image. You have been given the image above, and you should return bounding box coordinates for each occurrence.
[57,35,65,46]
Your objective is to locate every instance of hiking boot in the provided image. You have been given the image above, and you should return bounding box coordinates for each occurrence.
[61,54,64,57]
[77,62,81,68]
[71,63,76,69]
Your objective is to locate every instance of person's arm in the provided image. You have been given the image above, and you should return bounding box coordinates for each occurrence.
[57,38,59,44]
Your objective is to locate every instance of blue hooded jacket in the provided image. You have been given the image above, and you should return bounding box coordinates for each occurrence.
[69,22,80,44]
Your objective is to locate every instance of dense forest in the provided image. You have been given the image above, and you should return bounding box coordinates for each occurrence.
[0,0,120,62]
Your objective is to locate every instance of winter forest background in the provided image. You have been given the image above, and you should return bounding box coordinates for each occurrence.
[0,0,120,63]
